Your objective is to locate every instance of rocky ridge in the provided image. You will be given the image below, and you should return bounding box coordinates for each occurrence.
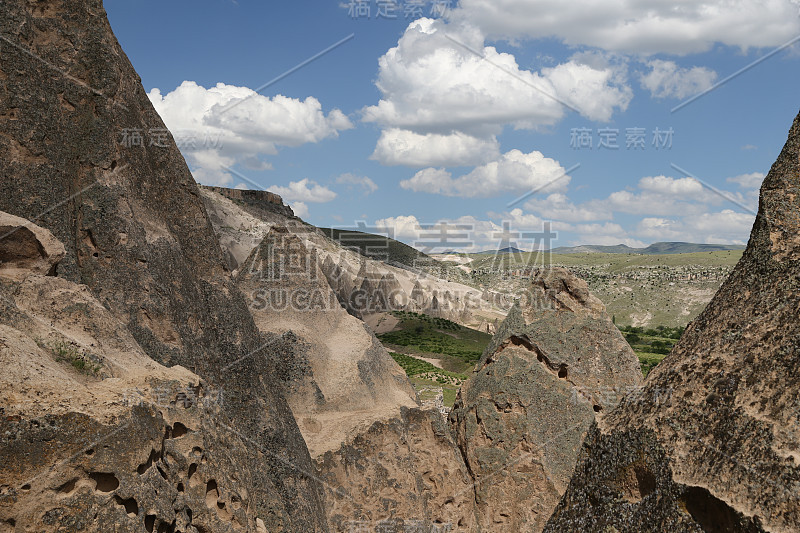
[0,0,327,529]
[544,110,800,532]
[449,267,643,532]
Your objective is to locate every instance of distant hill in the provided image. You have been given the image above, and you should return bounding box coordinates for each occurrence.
[549,242,745,255]
[474,246,527,255]
[318,227,436,268]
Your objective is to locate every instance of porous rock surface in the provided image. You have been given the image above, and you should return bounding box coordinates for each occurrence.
[316,407,480,533]
[544,110,800,532]
[0,216,303,533]
[449,267,642,532]
[0,1,328,530]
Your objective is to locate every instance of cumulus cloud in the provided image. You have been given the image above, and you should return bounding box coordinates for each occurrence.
[267,179,336,203]
[727,172,765,189]
[400,149,569,198]
[375,213,555,252]
[600,176,750,216]
[364,19,631,134]
[449,0,800,55]
[291,201,310,219]
[374,215,425,240]
[637,210,755,244]
[363,18,631,167]
[523,193,612,222]
[148,81,352,185]
[639,60,718,99]
[371,129,500,167]
[335,173,378,194]
[511,173,758,245]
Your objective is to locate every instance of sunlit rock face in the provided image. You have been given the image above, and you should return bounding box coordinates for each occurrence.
[545,111,800,532]
[449,267,642,532]
[0,1,329,530]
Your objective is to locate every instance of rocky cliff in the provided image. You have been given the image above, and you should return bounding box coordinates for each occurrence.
[0,215,309,533]
[234,226,419,458]
[0,1,327,530]
[544,111,800,532]
[449,268,643,532]
[200,186,508,328]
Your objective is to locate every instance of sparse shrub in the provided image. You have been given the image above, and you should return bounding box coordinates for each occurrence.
[43,340,102,375]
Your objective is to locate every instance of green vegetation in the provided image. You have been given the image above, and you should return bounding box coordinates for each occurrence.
[390,352,467,382]
[377,311,492,369]
[410,375,461,407]
[42,339,103,375]
[617,325,684,377]
[379,313,489,408]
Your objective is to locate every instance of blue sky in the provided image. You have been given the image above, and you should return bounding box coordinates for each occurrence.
[106,0,800,251]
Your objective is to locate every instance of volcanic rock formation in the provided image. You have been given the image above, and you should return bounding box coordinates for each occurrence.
[0,1,327,530]
[449,267,643,532]
[234,226,418,458]
[316,407,480,533]
[0,215,305,533]
[544,110,800,532]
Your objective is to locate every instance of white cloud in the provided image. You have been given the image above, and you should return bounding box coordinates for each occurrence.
[335,173,378,194]
[291,201,309,219]
[148,81,352,186]
[364,19,632,133]
[450,0,800,55]
[375,213,553,253]
[363,18,631,167]
[640,60,718,99]
[637,210,755,244]
[268,179,336,203]
[400,149,569,198]
[571,222,647,248]
[524,193,612,222]
[374,215,425,240]
[727,172,765,189]
[603,175,746,216]
[371,129,500,167]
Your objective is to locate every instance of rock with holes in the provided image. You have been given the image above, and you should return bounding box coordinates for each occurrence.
[315,407,480,533]
[0,261,290,532]
[448,268,642,532]
[0,211,65,281]
[543,112,800,532]
[0,0,327,530]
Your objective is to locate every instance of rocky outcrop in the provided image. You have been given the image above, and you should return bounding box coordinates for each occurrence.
[0,1,327,530]
[449,268,642,532]
[0,217,304,533]
[200,188,508,329]
[0,211,65,281]
[544,111,800,532]
[235,226,418,458]
[199,186,302,272]
[202,185,295,220]
[316,407,479,533]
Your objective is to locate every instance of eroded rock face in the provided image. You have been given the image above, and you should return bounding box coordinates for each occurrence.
[316,407,479,533]
[0,211,65,281]
[0,223,303,532]
[200,186,507,329]
[449,268,642,532]
[235,227,418,458]
[0,1,327,530]
[544,111,800,532]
